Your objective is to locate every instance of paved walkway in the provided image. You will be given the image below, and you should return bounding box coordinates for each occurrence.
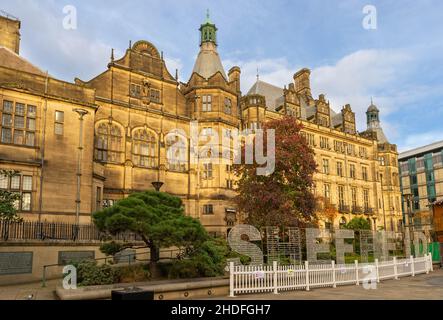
[217,268,443,300]
[1,269,443,300]
[0,279,59,300]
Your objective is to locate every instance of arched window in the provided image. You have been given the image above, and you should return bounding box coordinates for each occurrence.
[133,129,157,168]
[166,134,188,172]
[95,123,123,163]
[339,217,347,229]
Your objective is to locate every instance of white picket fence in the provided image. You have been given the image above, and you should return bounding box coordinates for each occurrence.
[229,254,433,297]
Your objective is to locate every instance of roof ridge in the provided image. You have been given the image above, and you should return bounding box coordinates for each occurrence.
[0,46,48,77]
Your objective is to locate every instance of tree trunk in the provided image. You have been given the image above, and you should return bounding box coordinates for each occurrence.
[149,245,161,279]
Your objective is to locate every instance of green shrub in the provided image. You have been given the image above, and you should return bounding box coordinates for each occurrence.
[100,241,124,257]
[118,264,151,283]
[168,238,229,279]
[74,261,120,287]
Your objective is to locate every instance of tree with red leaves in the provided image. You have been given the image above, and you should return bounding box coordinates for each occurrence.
[234,116,318,229]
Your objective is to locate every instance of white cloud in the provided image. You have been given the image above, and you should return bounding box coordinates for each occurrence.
[399,131,443,153]
[164,57,183,80]
[223,57,299,94]
[226,49,425,136]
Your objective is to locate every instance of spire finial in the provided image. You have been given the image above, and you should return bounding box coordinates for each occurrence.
[111,48,114,62]
[371,96,373,105]
[206,9,210,22]
[256,67,260,81]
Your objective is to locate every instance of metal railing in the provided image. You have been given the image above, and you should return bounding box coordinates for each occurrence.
[0,220,142,242]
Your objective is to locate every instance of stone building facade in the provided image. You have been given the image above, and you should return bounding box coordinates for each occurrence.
[0,13,403,236]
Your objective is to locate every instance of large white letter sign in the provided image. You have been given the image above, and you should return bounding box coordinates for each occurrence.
[359,230,374,263]
[335,229,355,265]
[228,225,264,265]
[413,232,429,257]
[375,231,396,261]
[306,228,331,263]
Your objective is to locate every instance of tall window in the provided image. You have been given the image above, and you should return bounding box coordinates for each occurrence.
[324,184,331,200]
[133,129,157,168]
[224,98,232,114]
[203,163,213,179]
[0,173,33,211]
[334,140,344,153]
[202,95,212,112]
[351,187,357,209]
[320,137,329,149]
[359,147,368,158]
[55,111,64,135]
[166,134,187,172]
[1,100,36,147]
[337,161,343,177]
[362,166,369,181]
[305,133,315,147]
[363,189,370,210]
[338,185,345,208]
[347,144,355,155]
[350,164,356,179]
[322,159,330,175]
[95,123,123,163]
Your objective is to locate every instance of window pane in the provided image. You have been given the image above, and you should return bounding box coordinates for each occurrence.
[2,114,12,127]
[1,128,12,143]
[2,101,13,113]
[55,111,64,122]
[13,193,20,210]
[27,118,36,131]
[27,105,36,118]
[11,175,20,189]
[0,174,8,189]
[14,116,25,129]
[14,130,24,145]
[25,132,35,147]
[21,193,31,211]
[55,123,64,135]
[15,103,25,116]
[23,176,32,191]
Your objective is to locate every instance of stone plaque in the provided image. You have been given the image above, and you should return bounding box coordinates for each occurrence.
[114,249,136,264]
[58,251,95,265]
[0,252,33,276]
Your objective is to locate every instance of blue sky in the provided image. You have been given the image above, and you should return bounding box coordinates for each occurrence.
[1,0,443,152]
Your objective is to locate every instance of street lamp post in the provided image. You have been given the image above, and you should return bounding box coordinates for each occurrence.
[404,191,414,237]
[73,108,89,227]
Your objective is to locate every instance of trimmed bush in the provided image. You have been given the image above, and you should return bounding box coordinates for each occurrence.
[168,238,229,279]
[75,261,120,286]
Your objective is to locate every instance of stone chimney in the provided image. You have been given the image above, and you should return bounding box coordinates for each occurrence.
[228,66,241,93]
[293,68,312,97]
[0,12,21,54]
